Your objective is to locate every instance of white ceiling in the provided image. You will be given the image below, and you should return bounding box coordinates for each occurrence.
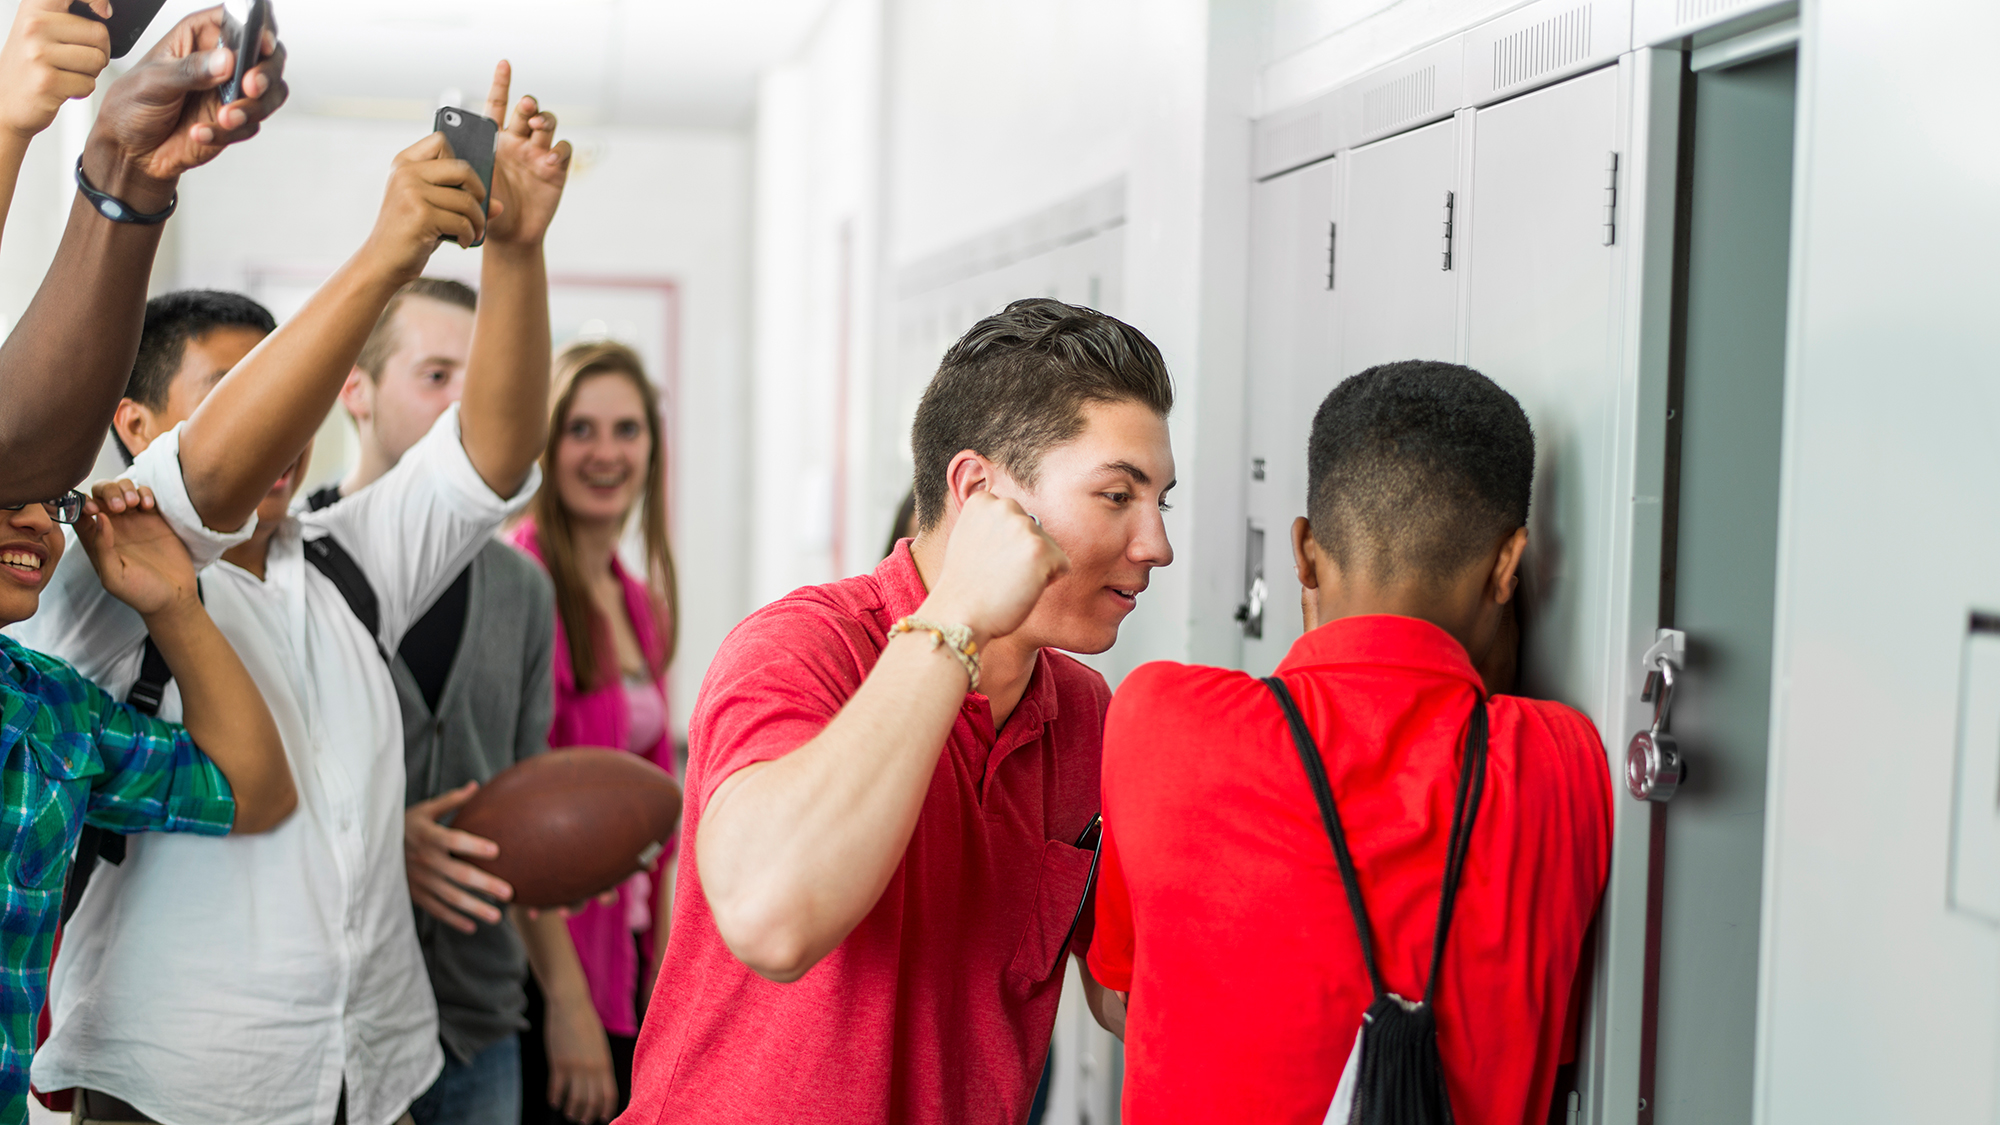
[136,0,834,128]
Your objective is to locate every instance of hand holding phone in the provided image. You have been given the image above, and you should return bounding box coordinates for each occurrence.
[434,106,497,248]
[480,61,573,248]
[218,0,270,105]
[68,0,169,59]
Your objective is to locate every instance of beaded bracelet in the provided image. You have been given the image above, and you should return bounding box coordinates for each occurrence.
[889,616,981,693]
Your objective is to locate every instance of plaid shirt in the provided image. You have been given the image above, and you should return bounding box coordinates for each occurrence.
[0,635,234,1123]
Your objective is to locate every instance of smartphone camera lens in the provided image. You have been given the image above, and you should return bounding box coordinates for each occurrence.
[444,111,461,127]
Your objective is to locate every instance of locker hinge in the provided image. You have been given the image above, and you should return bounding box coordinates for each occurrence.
[1440,191,1456,270]
[1326,221,1337,290]
[1602,151,1620,246]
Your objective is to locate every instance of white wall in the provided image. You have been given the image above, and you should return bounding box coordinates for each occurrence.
[132,110,750,736]
[748,0,885,606]
[753,0,1261,686]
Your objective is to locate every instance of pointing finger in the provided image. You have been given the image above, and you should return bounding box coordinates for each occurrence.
[482,59,512,126]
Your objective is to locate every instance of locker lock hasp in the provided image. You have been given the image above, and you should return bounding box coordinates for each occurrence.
[1626,629,1688,803]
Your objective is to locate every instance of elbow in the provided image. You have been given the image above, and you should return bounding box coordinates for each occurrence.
[231,777,298,835]
[710,893,825,983]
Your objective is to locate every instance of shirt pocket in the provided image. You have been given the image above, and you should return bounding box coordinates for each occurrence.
[7,733,91,892]
[1006,838,1097,994]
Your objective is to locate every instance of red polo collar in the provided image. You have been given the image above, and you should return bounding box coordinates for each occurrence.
[1276,614,1486,694]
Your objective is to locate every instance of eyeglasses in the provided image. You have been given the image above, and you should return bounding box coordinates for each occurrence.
[1052,813,1104,977]
[0,491,87,525]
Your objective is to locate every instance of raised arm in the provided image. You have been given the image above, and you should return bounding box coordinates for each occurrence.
[459,62,572,496]
[697,493,1067,981]
[177,134,489,532]
[0,0,112,245]
[0,6,288,506]
[76,482,294,832]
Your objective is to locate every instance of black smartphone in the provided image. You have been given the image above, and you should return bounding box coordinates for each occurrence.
[68,0,172,59]
[434,106,498,248]
[217,0,271,105]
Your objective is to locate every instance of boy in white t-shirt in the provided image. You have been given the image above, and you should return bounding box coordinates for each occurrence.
[11,64,571,1125]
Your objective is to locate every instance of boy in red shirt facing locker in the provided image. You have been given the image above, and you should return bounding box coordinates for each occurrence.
[1090,360,1613,1125]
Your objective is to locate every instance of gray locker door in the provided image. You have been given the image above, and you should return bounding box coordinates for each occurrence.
[1339,117,1460,374]
[1650,50,1795,1125]
[1459,63,1635,1125]
[1240,157,1339,675]
[1461,65,1623,716]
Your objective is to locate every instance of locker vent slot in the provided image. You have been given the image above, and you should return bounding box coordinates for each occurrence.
[1264,115,1321,176]
[1675,0,1751,25]
[1492,5,1593,90]
[1361,66,1437,135]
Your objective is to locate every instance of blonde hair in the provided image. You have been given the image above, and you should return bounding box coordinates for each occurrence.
[529,341,679,690]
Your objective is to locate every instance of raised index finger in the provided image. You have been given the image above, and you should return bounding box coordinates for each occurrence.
[482,59,512,125]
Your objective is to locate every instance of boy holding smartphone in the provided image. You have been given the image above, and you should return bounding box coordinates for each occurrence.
[0,0,288,506]
[17,64,570,1125]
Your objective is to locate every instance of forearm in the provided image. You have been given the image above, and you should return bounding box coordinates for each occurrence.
[644,851,676,991]
[180,251,407,530]
[515,907,596,1009]
[0,140,171,505]
[1079,957,1127,1040]
[458,240,550,496]
[697,633,969,981]
[0,131,28,250]
[141,600,294,832]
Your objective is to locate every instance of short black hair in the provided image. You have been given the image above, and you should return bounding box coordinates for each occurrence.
[127,290,277,410]
[911,298,1173,531]
[1306,360,1534,582]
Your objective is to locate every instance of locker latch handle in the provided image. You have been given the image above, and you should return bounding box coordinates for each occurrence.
[1627,628,1687,802]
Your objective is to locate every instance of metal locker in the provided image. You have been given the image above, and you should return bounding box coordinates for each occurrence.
[1240,155,1339,675]
[1460,64,1624,717]
[1337,116,1461,375]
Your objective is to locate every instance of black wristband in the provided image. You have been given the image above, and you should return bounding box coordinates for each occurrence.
[74,157,178,225]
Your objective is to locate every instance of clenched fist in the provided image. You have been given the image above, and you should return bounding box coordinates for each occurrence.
[918,490,1070,645]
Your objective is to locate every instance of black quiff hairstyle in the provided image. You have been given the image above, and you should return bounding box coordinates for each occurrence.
[127,290,277,410]
[1306,360,1535,583]
[911,298,1174,531]
[118,291,277,465]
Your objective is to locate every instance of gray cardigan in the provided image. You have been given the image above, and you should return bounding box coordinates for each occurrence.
[399,538,557,1063]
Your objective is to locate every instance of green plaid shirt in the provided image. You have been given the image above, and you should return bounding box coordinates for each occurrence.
[0,634,234,1123]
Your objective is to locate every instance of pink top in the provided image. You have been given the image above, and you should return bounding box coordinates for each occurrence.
[619,543,1107,1125]
[508,519,675,1037]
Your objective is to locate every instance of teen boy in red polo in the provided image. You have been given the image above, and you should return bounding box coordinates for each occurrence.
[1090,361,1613,1125]
[620,299,1173,1125]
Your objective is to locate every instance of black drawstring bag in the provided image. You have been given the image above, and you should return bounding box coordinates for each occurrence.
[1264,677,1489,1125]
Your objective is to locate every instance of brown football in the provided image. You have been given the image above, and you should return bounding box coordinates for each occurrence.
[451,748,684,909]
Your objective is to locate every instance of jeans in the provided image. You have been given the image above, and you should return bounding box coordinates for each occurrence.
[409,1037,522,1125]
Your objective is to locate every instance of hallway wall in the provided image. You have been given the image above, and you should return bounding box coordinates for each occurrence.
[752,0,1261,684]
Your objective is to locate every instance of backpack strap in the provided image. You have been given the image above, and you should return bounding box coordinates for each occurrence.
[302,533,385,659]
[1265,675,1389,1001]
[1261,676,1489,1006]
[303,483,343,513]
[123,635,175,716]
